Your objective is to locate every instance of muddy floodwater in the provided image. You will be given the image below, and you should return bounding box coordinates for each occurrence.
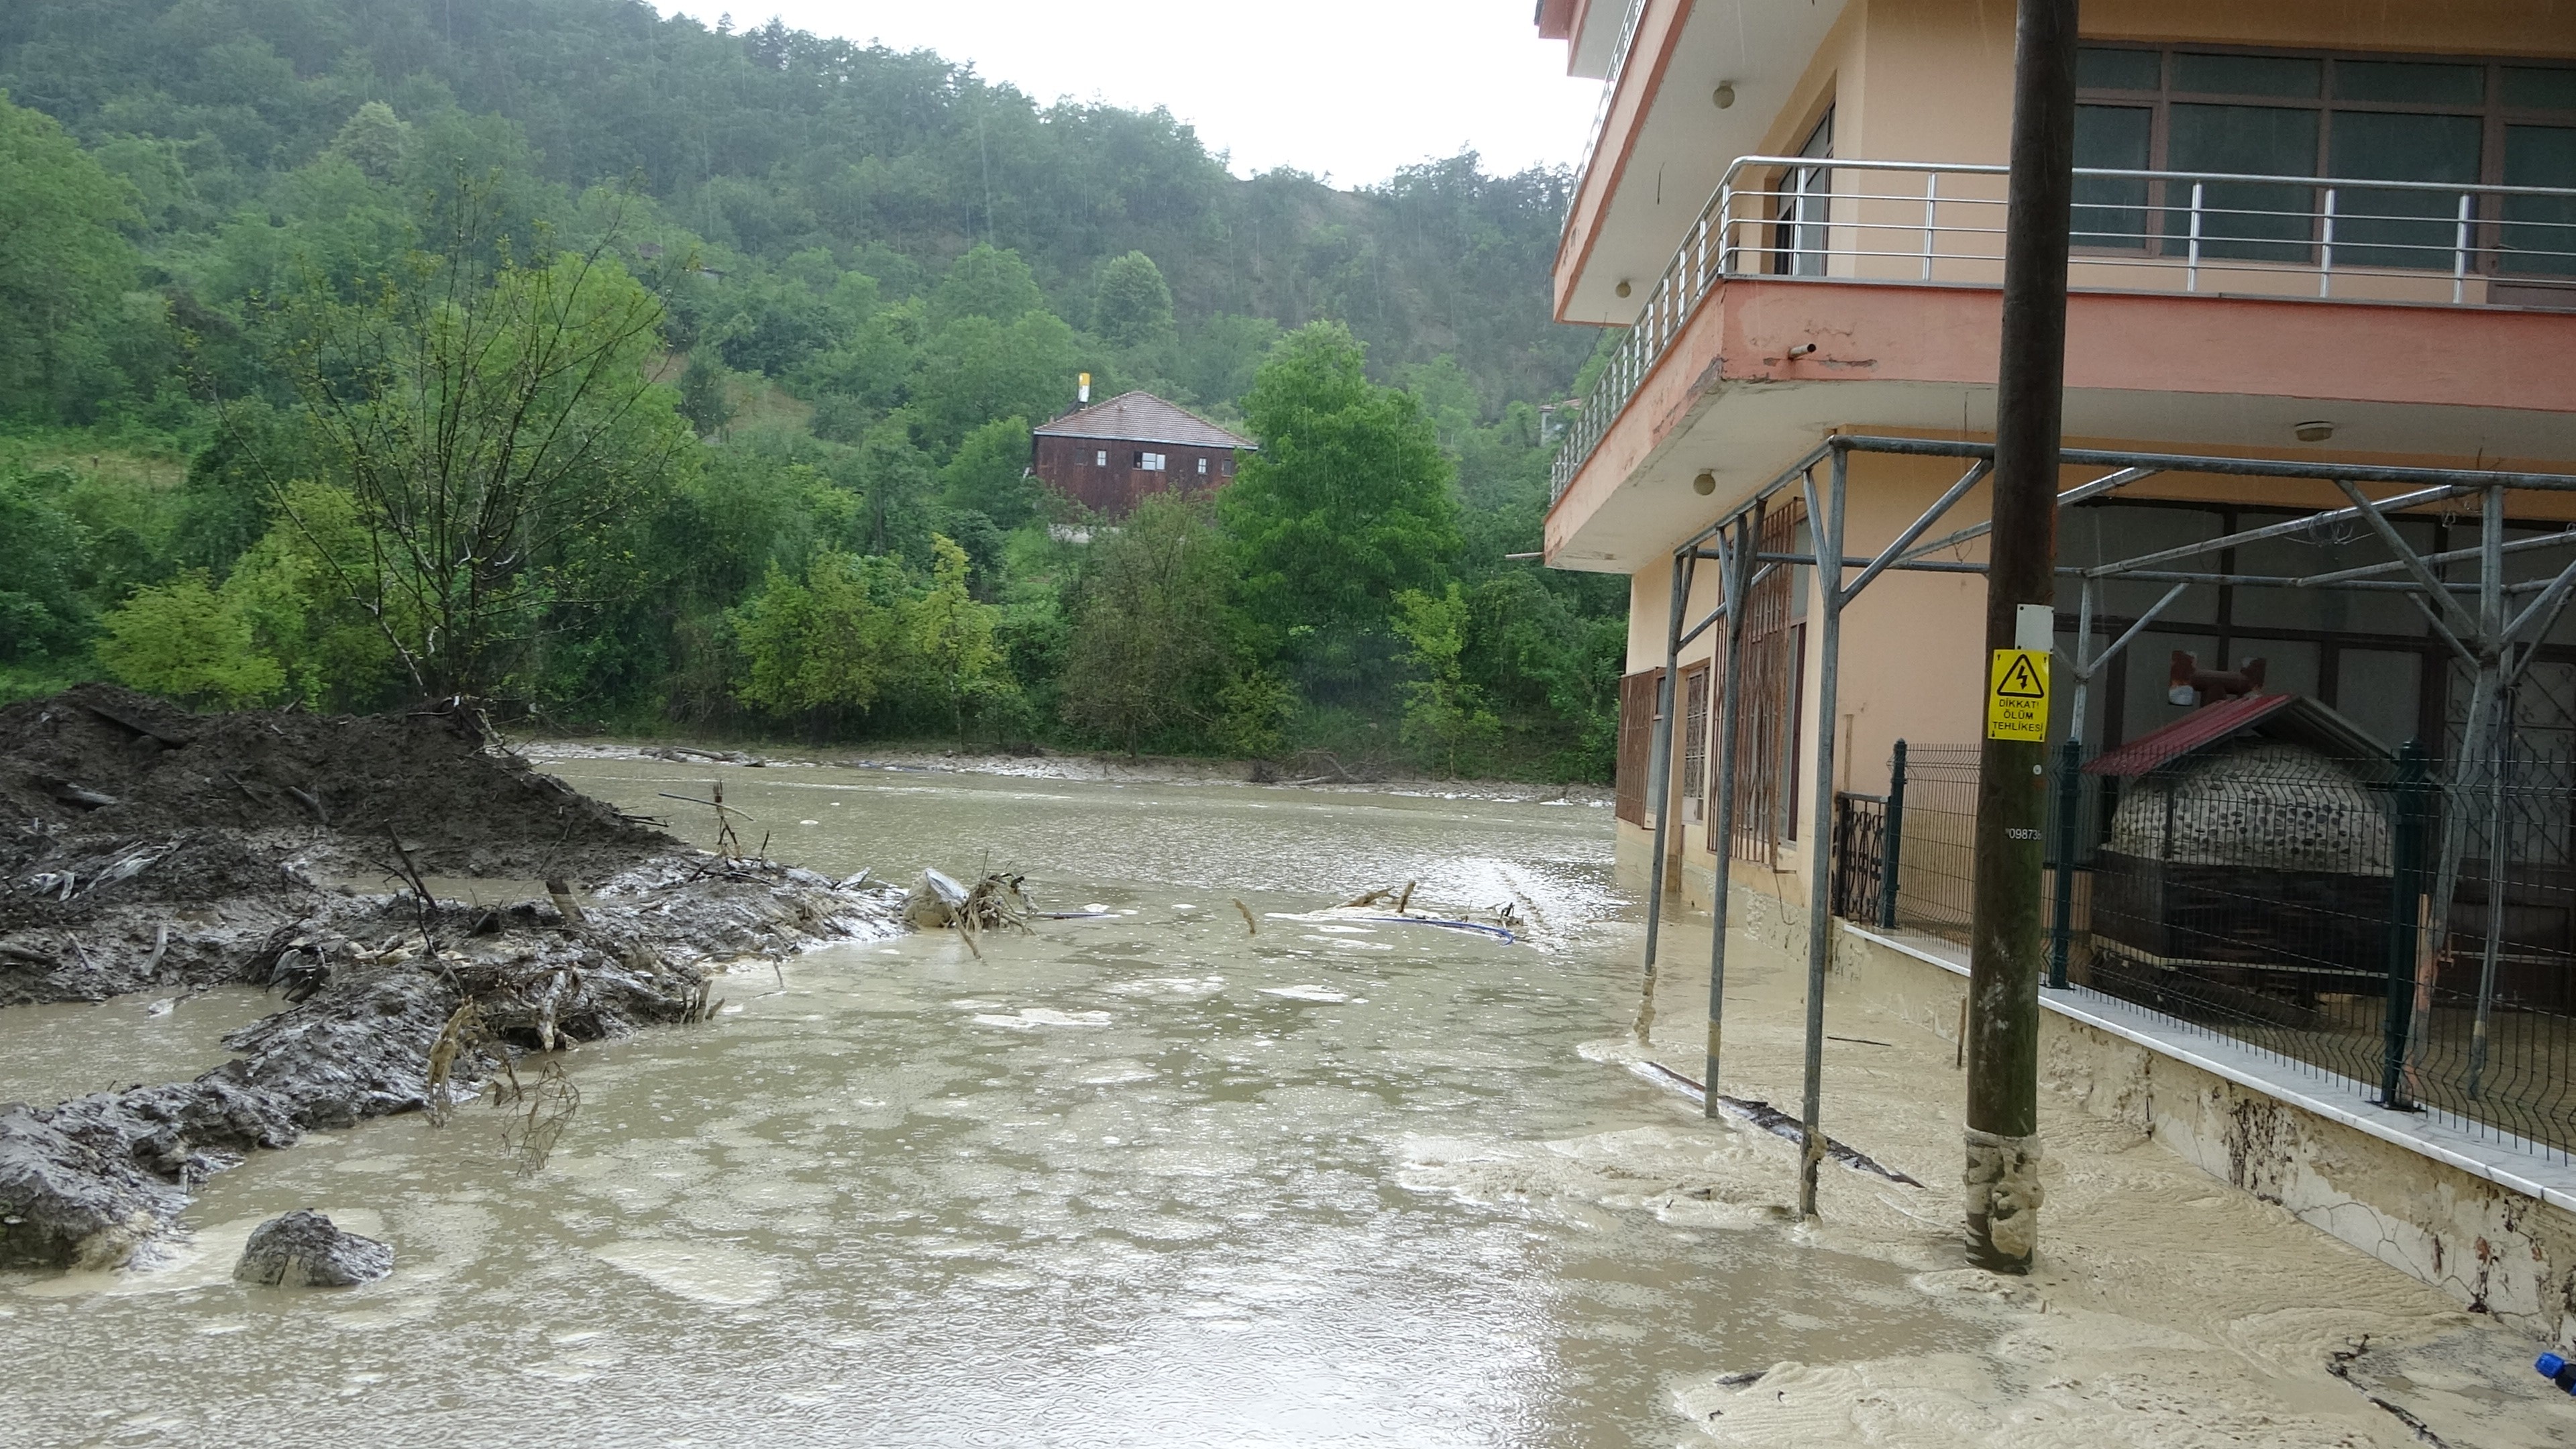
[11,755,2561,1448]
[0,759,1998,1446]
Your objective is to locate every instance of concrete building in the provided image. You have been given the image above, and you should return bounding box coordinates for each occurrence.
[1534,1,2576,1339]
[1539,1,2576,902]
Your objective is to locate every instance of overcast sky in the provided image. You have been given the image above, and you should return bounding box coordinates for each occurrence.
[657,1,1603,186]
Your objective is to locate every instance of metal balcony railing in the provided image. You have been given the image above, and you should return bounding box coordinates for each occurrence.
[1567,0,1651,203]
[1550,155,2576,501]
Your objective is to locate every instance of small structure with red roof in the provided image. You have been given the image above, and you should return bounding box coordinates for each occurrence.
[1029,390,1253,518]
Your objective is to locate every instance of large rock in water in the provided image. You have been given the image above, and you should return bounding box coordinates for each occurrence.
[233,1209,392,1286]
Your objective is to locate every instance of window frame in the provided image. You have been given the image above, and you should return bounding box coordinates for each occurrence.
[2075,42,2576,277]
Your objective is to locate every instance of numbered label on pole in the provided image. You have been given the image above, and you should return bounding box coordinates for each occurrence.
[1987,649,2049,742]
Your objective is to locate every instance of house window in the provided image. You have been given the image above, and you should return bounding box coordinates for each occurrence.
[1679,665,1711,823]
[1095,449,1108,467]
[2075,46,2576,275]
[1134,451,1167,470]
[1196,457,1209,476]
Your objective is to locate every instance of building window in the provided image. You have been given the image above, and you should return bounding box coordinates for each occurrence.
[2076,46,2576,276]
[1133,451,1167,470]
[1772,109,1834,277]
[1679,665,1710,823]
[1196,457,1209,476]
[1095,449,1108,467]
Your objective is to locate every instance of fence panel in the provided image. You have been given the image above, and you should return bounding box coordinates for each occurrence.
[1831,793,1886,922]
[1825,738,2576,1160]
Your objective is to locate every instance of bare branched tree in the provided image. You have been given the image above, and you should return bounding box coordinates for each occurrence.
[262,182,685,700]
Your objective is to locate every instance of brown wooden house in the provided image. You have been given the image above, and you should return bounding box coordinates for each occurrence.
[1028,391,1253,517]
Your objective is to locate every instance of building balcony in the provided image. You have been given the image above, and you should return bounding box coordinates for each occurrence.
[1546,156,2576,572]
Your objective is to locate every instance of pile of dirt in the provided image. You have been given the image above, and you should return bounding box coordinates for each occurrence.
[0,685,682,1004]
[0,684,661,877]
[0,686,904,1269]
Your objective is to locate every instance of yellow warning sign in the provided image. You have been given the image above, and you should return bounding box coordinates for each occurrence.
[1987,649,2049,742]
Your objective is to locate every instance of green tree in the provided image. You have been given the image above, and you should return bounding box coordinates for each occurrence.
[97,572,286,707]
[904,534,1011,746]
[852,419,936,557]
[679,353,737,436]
[0,93,140,419]
[1175,313,1280,409]
[1399,356,1484,452]
[939,415,1040,531]
[908,310,1081,453]
[1213,668,1295,759]
[1221,322,1460,682]
[1391,581,1499,776]
[729,550,909,726]
[325,101,413,180]
[268,217,690,700]
[222,481,404,710]
[1093,249,1175,355]
[927,244,1046,327]
[1059,494,1230,754]
[0,477,95,665]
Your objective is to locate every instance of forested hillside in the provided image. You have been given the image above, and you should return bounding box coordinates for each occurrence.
[0,0,1625,778]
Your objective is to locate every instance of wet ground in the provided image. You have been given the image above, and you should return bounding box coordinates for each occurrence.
[2,755,2566,1446]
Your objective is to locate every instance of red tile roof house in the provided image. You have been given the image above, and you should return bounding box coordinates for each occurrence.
[1028,391,1254,517]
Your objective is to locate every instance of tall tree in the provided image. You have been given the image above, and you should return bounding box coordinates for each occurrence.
[1093,249,1175,355]
[1221,322,1459,686]
[904,533,1009,747]
[1059,493,1230,754]
[265,205,690,699]
[0,93,140,420]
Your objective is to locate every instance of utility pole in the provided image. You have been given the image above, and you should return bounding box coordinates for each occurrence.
[1964,0,2078,1273]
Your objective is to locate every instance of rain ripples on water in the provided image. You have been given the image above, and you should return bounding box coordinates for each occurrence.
[0,761,1989,1447]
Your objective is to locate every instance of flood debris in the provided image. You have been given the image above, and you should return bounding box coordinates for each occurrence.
[904,868,1035,955]
[657,784,751,858]
[1631,1060,1925,1187]
[233,1209,392,1287]
[643,745,769,768]
[1318,883,1520,943]
[2328,1337,2455,1447]
[0,685,903,1269]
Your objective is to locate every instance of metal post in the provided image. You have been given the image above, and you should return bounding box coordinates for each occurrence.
[1718,182,1736,274]
[1636,551,1693,1042]
[1705,517,1755,1116]
[1964,0,2078,1275]
[2453,191,2473,305]
[1796,446,1850,1220]
[1878,740,1909,930]
[2381,741,2428,1110]
[2047,734,2081,990]
[2319,186,2337,298]
[1923,172,1939,280]
[2186,181,2204,292]
[2472,487,2509,1097]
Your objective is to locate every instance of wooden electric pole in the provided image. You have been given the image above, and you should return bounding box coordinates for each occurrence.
[1964,0,2079,1273]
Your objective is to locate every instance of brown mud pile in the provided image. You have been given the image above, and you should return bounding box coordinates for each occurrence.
[0,686,902,1269]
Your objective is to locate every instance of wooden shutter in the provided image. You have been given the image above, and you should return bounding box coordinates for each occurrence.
[1614,667,1664,826]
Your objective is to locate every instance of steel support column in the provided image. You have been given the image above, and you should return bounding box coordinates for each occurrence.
[1797,447,1850,1219]
[1636,550,1693,1042]
[1705,515,1755,1116]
